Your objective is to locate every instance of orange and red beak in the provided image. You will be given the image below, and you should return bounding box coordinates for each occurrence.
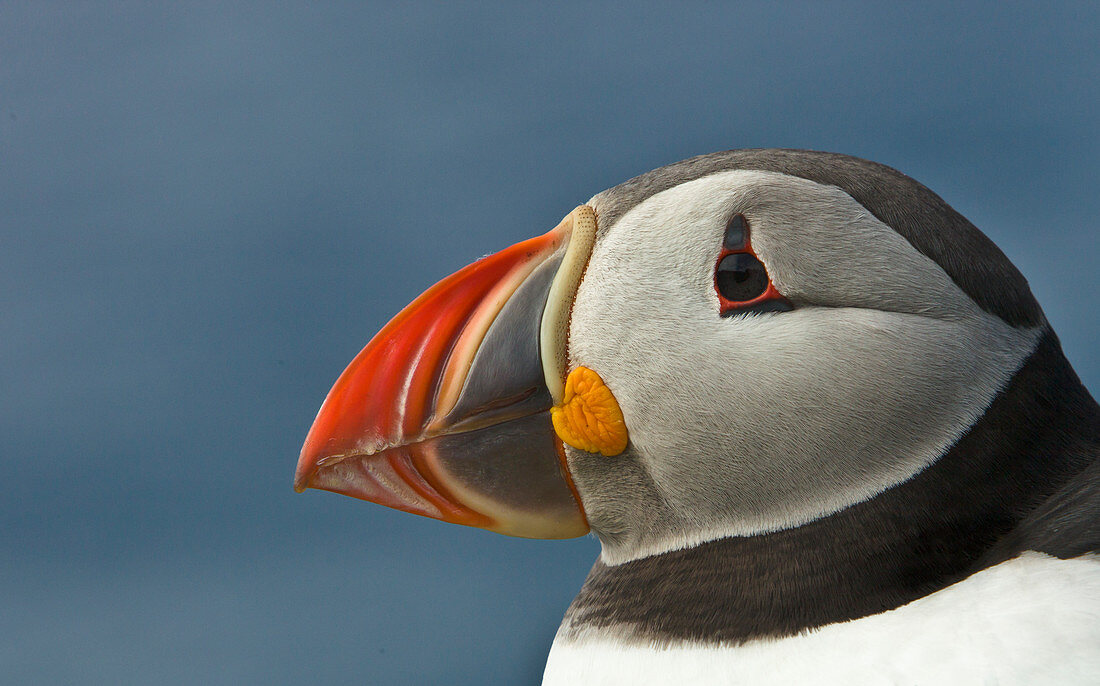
[294,210,593,538]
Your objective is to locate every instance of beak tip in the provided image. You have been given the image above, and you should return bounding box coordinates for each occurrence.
[294,448,317,493]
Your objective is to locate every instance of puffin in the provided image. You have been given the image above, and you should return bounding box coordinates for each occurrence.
[294,149,1100,684]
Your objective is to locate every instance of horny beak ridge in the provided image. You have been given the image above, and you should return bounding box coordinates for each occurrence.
[295,209,595,539]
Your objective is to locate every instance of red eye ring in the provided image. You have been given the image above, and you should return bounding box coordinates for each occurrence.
[714,214,792,316]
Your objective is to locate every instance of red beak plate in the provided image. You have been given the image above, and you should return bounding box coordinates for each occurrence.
[295,217,589,539]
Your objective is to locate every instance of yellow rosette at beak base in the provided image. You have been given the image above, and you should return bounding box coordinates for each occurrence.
[551,366,629,457]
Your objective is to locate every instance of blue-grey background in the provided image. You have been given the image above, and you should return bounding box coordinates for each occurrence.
[3,2,1097,684]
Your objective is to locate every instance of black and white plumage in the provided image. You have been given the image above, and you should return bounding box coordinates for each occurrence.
[298,150,1100,684]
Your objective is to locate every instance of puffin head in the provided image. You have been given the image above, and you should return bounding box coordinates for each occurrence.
[295,149,1045,565]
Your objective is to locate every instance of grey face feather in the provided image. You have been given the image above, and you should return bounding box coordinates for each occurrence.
[569,164,1044,565]
[590,149,1042,328]
[555,330,1100,646]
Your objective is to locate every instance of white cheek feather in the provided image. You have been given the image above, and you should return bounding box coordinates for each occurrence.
[543,553,1100,686]
[574,170,1043,565]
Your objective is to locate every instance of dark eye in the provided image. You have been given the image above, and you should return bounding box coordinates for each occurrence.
[713,214,793,316]
[716,253,769,302]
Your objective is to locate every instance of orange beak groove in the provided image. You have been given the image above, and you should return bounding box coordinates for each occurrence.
[295,213,591,539]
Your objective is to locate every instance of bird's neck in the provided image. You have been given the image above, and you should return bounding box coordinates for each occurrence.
[558,330,1100,646]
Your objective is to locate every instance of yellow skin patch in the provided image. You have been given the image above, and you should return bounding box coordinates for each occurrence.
[551,366,629,456]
